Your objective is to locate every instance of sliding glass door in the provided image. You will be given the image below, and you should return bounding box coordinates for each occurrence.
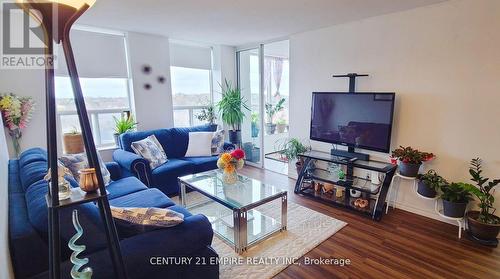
[237,40,289,173]
[237,48,262,167]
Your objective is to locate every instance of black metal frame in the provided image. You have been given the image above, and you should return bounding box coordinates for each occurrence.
[294,151,397,221]
[33,3,127,279]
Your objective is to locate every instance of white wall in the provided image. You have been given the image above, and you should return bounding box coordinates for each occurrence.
[0,116,14,279]
[127,32,174,131]
[289,0,500,223]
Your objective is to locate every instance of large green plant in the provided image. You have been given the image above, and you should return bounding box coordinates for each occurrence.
[278,138,310,161]
[113,114,137,135]
[265,98,285,124]
[440,182,472,203]
[463,158,500,224]
[417,169,447,191]
[216,79,249,131]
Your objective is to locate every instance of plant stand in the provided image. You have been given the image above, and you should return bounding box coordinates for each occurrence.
[385,173,417,214]
[434,199,465,239]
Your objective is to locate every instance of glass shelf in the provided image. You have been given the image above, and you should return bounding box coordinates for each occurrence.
[306,168,382,195]
[299,150,396,173]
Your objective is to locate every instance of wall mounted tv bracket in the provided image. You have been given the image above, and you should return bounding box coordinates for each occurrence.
[331,73,370,161]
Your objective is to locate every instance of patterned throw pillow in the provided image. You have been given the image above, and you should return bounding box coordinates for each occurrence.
[211,130,225,155]
[111,207,184,230]
[58,152,111,186]
[130,135,167,169]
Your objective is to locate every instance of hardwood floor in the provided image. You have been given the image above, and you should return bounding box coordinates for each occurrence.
[238,166,500,279]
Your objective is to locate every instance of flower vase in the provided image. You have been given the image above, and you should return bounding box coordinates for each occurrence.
[223,171,238,184]
[9,129,22,158]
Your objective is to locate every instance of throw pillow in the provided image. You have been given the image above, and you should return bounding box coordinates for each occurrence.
[185,132,214,157]
[59,152,111,186]
[211,130,225,155]
[130,135,168,170]
[111,206,184,237]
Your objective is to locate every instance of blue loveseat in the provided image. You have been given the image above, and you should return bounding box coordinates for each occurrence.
[113,124,233,196]
[8,148,219,279]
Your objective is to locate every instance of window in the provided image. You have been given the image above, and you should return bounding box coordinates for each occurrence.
[169,43,213,127]
[171,66,212,127]
[55,77,131,147]
[55,29,131,149]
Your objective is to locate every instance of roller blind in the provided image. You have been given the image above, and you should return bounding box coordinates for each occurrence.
[56,30,128,78]
[169,43,212,70]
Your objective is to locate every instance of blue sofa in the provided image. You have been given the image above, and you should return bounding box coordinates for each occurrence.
[113,125,233,196]
[8,148,219,279]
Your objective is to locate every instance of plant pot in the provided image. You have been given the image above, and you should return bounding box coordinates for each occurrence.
[63,133,84,154]
[208,124,218,132]
[265,123,276,135]
[228,130,242,146]
[295,157,305,175]
[276,123,287,134]
[417,180,437,198]
[113,133,122,148]
[442,199,467,218]
[251,123,259,138]
[398,162,421,177]
[466,211,500,241]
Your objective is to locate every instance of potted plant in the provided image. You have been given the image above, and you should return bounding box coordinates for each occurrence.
[391,146,434,177]
[63,126,84,154]
[216,79,249,145]
[113,114,137,148]
[416,169,446,198]
[196,105,218,131]
[264,98,285,135]
[276,118,287,134]
[278,138,310,174]
[463,158,500,243]
[251,112,259,138]
[440,182,472,218]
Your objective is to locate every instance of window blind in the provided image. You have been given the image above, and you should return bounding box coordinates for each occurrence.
[56,29,128,78]
[169,43,212,70]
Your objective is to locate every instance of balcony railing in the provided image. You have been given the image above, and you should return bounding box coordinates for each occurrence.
[173,105,207,127]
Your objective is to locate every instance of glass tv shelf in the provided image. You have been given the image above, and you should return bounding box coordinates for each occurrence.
[295,150,397,221]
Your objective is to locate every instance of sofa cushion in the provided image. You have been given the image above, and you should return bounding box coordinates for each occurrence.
[151,159,195,195]
[20,160,47,192]
[8,160,23,194]
[110,188,176,208]
[59,152,111,186]
[120,129,171,153]
[185,132,214,157]
[24,180,108,254]
[181,156,219,173]
[167,205,193,218]
[131,135,168,170]
[106,176,149,200]
[165,125,215,158]
[19,148,47,169]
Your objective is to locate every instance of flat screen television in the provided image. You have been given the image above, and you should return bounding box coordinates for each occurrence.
[310,92,395,153]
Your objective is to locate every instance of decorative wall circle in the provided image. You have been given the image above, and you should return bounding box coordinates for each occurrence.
[142,65,152,74]
[157,76,165,84]
[144,83,152,90]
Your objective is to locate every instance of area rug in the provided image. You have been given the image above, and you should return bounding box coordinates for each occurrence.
[173,193,347,279]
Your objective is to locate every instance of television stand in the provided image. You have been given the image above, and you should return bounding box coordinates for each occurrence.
[295,150,397,221]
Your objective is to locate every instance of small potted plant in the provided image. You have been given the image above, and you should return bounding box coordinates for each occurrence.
[416,169,446,198]
[440,182,471,218]
[196,105,218,131]
[391,146,434,177]
[278,138,310,174]
[264,98,285,135]
[463,158,500,243]
[242,142,260,163]
[276,118,287,134]
[251,112,259,138]
[217,79,249,145]
[63,126,84,154]
[113,114,137,148]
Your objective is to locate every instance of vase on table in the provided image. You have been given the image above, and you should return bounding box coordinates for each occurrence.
[223,170,238,184]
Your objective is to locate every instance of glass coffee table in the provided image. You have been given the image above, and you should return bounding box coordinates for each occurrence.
[178,170,287,254]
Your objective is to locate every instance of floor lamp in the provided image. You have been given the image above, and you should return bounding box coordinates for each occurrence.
[16,1,127,278]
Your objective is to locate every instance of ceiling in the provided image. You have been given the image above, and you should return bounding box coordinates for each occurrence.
[78,0,447,46]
